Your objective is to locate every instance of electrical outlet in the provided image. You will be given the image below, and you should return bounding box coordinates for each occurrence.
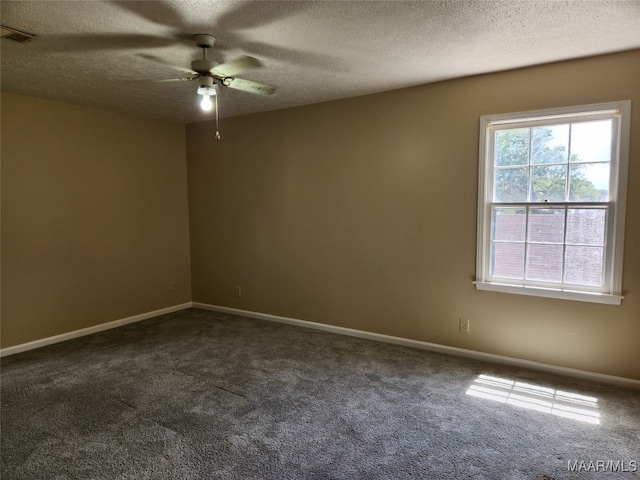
[235,286,242,297]
[170,282,177,292]
[460,318,470,333]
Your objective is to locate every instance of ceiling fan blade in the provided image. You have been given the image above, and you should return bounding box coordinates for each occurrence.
[137,53,197,76]
[223,77,276,96]
[153,77,196,83]
[211,56,263,77]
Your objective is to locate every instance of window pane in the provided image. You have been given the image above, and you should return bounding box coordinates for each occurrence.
[570,120,612,163]
[531,125,569,164]
[492,243,525,279]
[479,101,628,300]
[566,209,606,246]
[531,165,566,202]
[528,208,565,244]
[526,244,563,283]
[495,167,528,202]
[495,128,530,166]
[564,246,604,286]
[493,208,526,241]
[569,163,609,202]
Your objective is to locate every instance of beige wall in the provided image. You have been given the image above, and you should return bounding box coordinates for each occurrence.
[187,50,640,380]
[1,93,192,347]
[2,51,637,379]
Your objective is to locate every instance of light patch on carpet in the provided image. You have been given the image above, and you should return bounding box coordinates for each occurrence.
[466,374,600,425]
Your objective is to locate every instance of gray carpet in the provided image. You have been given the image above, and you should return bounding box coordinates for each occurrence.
[1,308,638,479]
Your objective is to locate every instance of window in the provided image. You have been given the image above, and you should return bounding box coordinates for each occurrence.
[475,101,630,305]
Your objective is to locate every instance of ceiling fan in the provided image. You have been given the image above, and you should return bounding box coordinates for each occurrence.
[140,34,276,138]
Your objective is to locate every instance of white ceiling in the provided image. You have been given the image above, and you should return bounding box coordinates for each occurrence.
[2,1,639,124]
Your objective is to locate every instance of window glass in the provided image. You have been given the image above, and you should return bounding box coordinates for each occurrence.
[476,102,629,304]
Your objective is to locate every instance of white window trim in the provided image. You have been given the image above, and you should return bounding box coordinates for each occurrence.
[475,101,631,305]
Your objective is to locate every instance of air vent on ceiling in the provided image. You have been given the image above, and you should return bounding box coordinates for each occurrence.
[1,25,37,43]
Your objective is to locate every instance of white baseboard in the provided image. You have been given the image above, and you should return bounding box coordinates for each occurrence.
[193,302,640,390]
[5,301,638,390]
[0,302,193,358]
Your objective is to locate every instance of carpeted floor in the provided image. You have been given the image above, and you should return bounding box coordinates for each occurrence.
[1,308,638,479]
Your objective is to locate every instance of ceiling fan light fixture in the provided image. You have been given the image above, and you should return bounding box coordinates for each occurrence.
[197,81,216,112]
[197,85,217,96]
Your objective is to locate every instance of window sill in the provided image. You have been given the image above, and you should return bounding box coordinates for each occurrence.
[473,281,623,305]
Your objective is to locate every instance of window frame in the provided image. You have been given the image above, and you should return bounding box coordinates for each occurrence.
[475,101,631,305]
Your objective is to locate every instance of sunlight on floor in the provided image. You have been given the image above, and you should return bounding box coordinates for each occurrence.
[465,374,601,425]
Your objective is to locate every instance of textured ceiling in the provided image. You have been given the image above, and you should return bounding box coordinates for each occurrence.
[2,1,640,124]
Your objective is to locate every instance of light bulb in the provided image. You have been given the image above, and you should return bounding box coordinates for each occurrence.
[200,93,213,112]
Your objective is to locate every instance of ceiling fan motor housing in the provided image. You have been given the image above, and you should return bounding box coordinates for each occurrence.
[192,58,217,74]
[197,76,214,89]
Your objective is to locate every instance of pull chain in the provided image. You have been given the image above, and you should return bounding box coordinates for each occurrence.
[214,92,221,140]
